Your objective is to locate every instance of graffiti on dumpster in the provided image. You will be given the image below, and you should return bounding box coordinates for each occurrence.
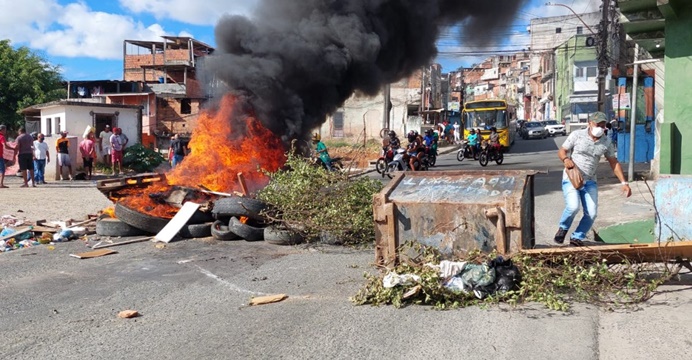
[389,175,522,204]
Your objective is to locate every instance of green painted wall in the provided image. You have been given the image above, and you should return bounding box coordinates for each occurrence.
[663,3,692,174]
[554,36,599,123]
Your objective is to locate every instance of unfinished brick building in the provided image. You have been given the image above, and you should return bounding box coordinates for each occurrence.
[123,36,214,143]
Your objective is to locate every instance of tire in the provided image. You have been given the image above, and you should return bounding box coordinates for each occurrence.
[211,197,268,221]
[264,226,304,246]
[96,218,149,237]
[375,159,387,174]
[379,128,390,139]
[479,152,489,167]
[384,163,396,179]
[178,222,213,239]
[229,217,265,242]
[456,149,465,162]
[115,202,170,234]
[428,154,436,167]
[496,153,504,165]
[211,220,241,241]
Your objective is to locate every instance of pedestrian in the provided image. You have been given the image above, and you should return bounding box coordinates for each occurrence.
[118,128,129,149]
[56,131,74,180]
[0,124,17,188]
[79,132,97,180]
[15,127,36,187]
[554,112,632,247]
[99,125,113,166]
[33,133,50,184]
[168,134,187,168]
[453,122,461,144]
[110,128,124,176]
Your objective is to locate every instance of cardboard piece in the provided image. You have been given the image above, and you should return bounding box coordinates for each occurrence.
[70,249,117,259]
[154,202,201,243]
[117,310,139,319]
[249,294,288,306]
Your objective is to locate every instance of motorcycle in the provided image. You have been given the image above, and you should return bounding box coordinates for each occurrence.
[382,148,427,179]
[375,147,395,174]
[456,140,479,162]
[478,140,504,167]
[425,144,437,167]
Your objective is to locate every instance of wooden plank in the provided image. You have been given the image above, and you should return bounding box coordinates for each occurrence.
[93,237,153,249]
[154,202,201,243]
[70,249,118,259]
[485,207,508,255]
[249,294,288,306]
[0,227,32,242]
[522,241,692,263]
[237,172,249,196]
[385,203,398,267]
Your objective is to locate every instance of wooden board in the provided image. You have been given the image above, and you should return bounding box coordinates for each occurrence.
[522,241,692,263]
[154,202,201,243]
[70,249,117,259]
[249,294,288,306]
[92,237,153,249]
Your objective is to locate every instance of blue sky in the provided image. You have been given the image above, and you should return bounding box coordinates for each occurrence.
[0,0,598,80]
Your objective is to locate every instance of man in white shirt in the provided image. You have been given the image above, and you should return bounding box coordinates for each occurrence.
[99,125,113,166]
[32,133,50,184]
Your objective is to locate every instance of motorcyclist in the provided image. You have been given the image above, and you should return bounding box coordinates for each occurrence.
[406,130,425,171]
[312,133,332,171]
[423,129,438,157]
[467,128,478,157]
[387,130,401,150]
[489,127,501,153]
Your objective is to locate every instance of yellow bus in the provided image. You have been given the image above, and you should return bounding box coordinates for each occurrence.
[462,100,517,151]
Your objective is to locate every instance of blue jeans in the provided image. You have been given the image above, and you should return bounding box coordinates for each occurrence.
[34,159,46,183]
[558,179,598,241]
[172,154,185,168]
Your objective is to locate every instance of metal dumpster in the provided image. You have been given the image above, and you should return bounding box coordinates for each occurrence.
[373,170,537,266]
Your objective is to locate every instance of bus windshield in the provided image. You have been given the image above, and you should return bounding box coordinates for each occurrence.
[464,110,508,129]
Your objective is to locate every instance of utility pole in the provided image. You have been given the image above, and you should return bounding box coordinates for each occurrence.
[382,83,391,131]
[628,43,639,182]
[597,0,610,112]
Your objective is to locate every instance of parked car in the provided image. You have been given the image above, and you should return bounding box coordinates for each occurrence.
[521,121,548,139]
[543,120,567,136]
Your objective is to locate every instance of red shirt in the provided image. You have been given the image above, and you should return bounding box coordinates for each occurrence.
[0,133,4,158]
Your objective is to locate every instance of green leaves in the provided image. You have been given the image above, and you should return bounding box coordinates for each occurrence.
[122,144,166,173]
[0,40,65,131]
[257,152,382,244]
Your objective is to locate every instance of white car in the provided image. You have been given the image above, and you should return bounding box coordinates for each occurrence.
[543,120,567,136]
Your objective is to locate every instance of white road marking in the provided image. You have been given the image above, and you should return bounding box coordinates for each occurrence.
[194,265,266,296]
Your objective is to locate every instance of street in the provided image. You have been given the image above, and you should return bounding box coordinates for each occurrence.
[1,135,689,360]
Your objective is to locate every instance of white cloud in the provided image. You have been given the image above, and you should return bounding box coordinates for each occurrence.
[0,0,171,60]
[119,0,257,26]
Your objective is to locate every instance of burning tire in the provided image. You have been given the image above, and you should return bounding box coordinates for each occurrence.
[212,197,268,221]
[115,202,170,234]
[179,222,213,239]
[229,217,265,242]
[211,220,241,241]
[96,218,148,237]
[264,226,303,246]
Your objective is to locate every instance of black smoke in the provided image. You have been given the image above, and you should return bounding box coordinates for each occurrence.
[207,0,527,141]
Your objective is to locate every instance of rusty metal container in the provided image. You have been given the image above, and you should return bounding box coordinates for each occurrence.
[373,170,537,266]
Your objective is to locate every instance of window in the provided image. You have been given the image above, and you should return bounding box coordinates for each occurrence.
[576,26,583,35]
[332,111,344,138]
[46,118,52,135]
[575,67,584,78]
[180,98,192,114]
[55,117,62,134]
[586,67,598,77]
[556,27,562,34]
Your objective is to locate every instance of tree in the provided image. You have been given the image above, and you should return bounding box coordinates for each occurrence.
[0,40,65,131]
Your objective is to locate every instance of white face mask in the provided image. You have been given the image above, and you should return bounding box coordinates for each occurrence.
[590,125,605,138]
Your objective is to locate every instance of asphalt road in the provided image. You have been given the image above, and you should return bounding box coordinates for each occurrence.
[1,134,690,360]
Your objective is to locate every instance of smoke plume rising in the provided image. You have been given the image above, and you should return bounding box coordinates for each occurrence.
[207,0,527,141]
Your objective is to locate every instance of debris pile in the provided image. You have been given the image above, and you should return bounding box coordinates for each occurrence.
[0,215,98,253]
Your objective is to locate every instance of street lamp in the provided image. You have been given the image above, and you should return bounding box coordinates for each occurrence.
[545,2,597,35]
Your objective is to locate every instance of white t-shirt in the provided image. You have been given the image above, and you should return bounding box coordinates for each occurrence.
[33,140,49,160]
[100,130,113,149]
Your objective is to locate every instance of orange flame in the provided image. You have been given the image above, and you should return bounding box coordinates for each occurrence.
[115,95,286,218]
[167,94,286,193]
[102,206,116,218]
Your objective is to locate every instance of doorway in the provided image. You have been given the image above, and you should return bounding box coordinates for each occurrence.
[94,113,116,135]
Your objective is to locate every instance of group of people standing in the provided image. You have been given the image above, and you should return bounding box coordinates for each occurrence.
[0,124,129,188]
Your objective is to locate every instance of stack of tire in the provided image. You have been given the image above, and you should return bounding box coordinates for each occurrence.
[96,202,215,239]
[211,197,303,246]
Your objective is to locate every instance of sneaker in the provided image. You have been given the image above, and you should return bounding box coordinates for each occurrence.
[569,238,584,247]
[554,228,568,244]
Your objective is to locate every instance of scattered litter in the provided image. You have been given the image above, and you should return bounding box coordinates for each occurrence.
[382,272,421,288]
[177,259,194,264]
[118,310,140,319]
[70,249,118,259]
[440,257,521,299]
[155,243,166,249]
[1,215,24,228]
[402,285,422,300]
[249,294,288,306]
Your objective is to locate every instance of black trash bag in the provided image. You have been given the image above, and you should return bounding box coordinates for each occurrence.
[490,256,522,294]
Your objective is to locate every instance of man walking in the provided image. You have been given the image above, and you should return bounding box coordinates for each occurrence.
[56,131,73,180]
[15,127,36,187]
[110,128,124,176]
[168,134,187,168]
[554,112,632,246]
[33,133,50,184]
[79,132,96,180]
